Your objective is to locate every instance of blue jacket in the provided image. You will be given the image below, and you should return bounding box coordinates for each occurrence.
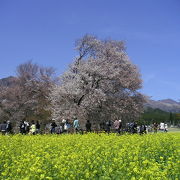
[73,119,79,128]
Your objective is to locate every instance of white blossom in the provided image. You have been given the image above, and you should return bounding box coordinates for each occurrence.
[50,35,145,126]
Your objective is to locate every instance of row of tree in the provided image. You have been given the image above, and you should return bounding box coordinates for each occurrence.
[0,35,146,130]
[141,107,180,125]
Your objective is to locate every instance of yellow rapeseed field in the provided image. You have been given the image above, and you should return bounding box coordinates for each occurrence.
[0,133,179,180]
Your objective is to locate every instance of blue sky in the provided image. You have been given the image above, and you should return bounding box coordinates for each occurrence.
[0,0,180,100]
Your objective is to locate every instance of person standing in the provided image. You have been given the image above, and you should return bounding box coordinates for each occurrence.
[99,121,106,132]
[30,121,36,135]
[50,120,57,134]
[119,120,122,133]
[65,119,71,134]
[139,124,146,135]
[131,122,137,134]
[105,120,111,134]
[20,120,26,134]
[73,118,79,133]
[0,121,7,135]
[153,122,158,133]
[164,123,168,132]
[24,121,30,134]
[114,120,120,134]
[6,121,12,134]
[36,121,41,134]
[85,120,91,132]
[62,119,67,133]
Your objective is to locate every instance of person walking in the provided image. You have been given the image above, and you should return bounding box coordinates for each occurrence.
[73,118,79,133]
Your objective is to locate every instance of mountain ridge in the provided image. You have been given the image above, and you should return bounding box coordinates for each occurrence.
[145,99,180,113]
[0,76,17,87]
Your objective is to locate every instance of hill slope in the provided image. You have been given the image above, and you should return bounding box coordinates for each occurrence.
[145,99,180,113]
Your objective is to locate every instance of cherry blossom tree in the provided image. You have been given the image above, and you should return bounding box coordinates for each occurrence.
[0,61,56,129]
[50,35,145,127]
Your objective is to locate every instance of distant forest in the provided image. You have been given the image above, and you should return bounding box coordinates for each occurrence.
[141,107,179,125]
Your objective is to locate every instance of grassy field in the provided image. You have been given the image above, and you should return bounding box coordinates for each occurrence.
[168,127,180,132]
[0,133,179,180]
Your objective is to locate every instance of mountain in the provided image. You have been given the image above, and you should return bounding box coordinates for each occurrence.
[158,99,180,105]
[0,76,17,87]
[145,99,180,113]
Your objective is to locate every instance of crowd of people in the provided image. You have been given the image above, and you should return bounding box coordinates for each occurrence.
[19,120,41,135]
[0,118,168,135]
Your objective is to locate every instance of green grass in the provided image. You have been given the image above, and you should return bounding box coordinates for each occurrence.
[168,127,180,132]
